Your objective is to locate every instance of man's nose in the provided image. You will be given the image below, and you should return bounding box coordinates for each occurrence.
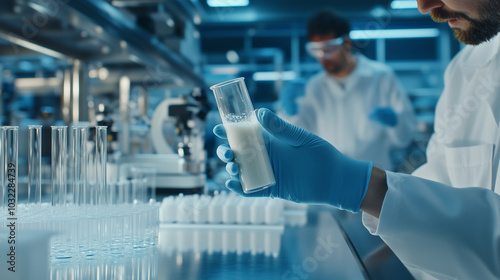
[417,0,444,14]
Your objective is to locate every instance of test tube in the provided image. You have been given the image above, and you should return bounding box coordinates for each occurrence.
[4,127,18,210]
[95,126,107,205]
[210,77,276,193]
[51,126,67,206]
[72,126,88,205]
[28,125,42,206]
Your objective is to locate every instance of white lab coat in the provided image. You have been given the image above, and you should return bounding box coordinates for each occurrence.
[284,55,416,170]
[363,34,500,279]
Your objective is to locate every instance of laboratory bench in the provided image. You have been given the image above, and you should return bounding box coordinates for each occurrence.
[0,203,413,280]
[154,205,414,280]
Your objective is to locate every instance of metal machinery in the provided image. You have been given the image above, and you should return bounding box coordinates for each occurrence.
[118,88,210,195]
[0,0,208,194]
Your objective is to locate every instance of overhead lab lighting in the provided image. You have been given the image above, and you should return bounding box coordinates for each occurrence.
[226,50,239,64]
[390,0,418,10]
[207,0,249,7]
[350,28,440,39]
[210,66,240,75]
[253,71,296,81]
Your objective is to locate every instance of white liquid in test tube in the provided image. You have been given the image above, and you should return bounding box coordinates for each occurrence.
[211,77,276,193]
[224,114,275,193]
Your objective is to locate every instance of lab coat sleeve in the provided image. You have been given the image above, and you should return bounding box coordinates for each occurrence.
[362,171,500,280]
[383,71,417,147]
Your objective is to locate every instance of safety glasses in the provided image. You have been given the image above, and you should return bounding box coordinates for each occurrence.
[305,36,347,60]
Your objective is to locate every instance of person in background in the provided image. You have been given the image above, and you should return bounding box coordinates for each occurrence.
[215,0,500,279]
[279,11,417,170]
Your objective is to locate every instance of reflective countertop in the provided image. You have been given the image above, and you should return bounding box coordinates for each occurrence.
[157,206,367,280]
[41,205,412,280]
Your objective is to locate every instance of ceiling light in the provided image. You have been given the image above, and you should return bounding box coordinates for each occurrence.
[253,71,296,81]
[210,66,239,75]
[390,0,418,10]
[207,0,249,8]
[226,50,239,64]
[350,28,439,39]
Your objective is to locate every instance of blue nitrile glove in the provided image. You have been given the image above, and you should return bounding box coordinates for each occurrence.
[214,108,373,213]
[279,80,306,116]
[369,107,398,127]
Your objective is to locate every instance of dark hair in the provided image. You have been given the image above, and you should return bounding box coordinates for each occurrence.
[307,11,351,41]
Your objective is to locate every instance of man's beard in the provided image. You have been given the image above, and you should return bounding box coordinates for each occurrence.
[324,53,348,76]
[325,63,345,75]
[430,1,500,45]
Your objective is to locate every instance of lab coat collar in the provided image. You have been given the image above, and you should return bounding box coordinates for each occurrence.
[459,33,500,67]
[320,54,372,98]
[351,54,375,78]
[321,54,373,90]
[321,72,346,97]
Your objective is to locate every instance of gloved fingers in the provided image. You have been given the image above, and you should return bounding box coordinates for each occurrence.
[226,162,239,176]
[369,107,398,127]
[368,111,381,124]
[216,144,233,163]
[257,108,311,147]
[368,108,378,119]
[225,179,247,196]
[213,124,227,139]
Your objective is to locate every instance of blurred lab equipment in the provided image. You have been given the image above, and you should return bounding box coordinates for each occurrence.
[115,88,210,196]
[278,79,307,116]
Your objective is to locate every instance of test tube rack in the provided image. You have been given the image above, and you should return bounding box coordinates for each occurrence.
[0,125,160,277]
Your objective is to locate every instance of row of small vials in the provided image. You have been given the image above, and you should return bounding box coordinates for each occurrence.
[159,192,284,225]
[158,227,283,257]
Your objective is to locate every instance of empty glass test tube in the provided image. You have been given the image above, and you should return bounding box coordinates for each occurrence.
[95,126,107,205]
[28,125,42,206]
[72,126,88,205]
[3,127,18,210]
[210,77,276,193]
[51,126,67,206]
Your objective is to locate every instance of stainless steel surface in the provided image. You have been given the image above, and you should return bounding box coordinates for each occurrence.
[14,77,61,95]
[63,67,72,124]
[331,210,415,280]
[73,59,89,123]
[157,206,368,280]
[138,87,148,116]
[119,75,131,155]
[115,154,207,190]
[0,30,71,60]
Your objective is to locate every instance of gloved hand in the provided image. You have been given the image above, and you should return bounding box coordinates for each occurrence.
[369,107,398,127]
[279,80,306,116]
[214,108,373,213]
